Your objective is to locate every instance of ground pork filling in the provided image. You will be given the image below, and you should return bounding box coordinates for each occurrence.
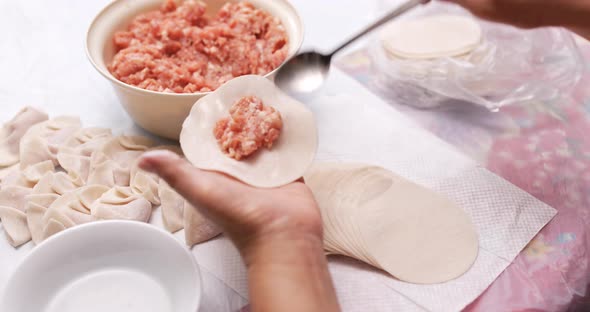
[213,96,283,160]
[109,0,289,93]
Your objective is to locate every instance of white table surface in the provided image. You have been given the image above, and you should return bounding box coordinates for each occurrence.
[0,0,431,311]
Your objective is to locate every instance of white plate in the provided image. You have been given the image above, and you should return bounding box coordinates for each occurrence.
[1,220,201,312]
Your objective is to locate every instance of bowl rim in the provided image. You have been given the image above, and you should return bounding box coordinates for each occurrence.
[85,0,305,97]
[1,220,202,311]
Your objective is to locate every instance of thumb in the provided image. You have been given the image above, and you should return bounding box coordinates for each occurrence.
[138,150,246,223]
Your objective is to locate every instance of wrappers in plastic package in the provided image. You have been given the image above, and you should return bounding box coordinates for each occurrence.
[369,2,584,111]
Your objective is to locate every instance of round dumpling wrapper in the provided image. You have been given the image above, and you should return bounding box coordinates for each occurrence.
[180,75,318,188]
[381,15,482,59]
[358,170,479,284]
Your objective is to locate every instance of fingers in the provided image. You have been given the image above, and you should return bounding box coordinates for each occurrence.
[439,0,495,19]
[138,150,246,220]
[439,0,573,28]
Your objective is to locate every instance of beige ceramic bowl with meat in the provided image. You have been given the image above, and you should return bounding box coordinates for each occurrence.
[86,0,303,140]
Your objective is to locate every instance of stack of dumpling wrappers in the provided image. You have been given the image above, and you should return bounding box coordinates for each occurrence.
[305,163,479,284]
[0,107,220,248]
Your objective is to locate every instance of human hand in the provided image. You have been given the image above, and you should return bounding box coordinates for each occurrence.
[442,0,590,31]
[138,151,340,311]
[138,150,323,262]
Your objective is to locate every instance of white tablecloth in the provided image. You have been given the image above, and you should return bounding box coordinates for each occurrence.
[1,1,555,311]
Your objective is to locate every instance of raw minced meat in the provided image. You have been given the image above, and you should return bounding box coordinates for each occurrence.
[109,0,289,93]
[214,96,282,160]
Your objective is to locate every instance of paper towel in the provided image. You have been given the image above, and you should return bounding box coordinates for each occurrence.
[191,70,556,312]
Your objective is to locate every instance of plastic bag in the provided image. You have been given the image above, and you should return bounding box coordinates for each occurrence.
[368,2,584,111]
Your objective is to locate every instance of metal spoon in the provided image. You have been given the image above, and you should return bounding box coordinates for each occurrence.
[275,0,430,95]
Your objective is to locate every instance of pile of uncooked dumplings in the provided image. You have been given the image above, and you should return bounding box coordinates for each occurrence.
[0,107,219,248]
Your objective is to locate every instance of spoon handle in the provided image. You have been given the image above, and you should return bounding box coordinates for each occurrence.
[329,0,430,57]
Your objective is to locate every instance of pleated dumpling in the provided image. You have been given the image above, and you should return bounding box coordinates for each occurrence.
[0,107,48,169]
[0,185,32,247]
[0,164,18,182]
[0,204,31,247]
[184,201,221,247]
[21,160,55,185]
[1,160,54,189]
[130,145,183,206]
[25,193,59,245]
[57,127,113,182]
[19,116,82,170]
[31,171,84,196]
[90,186,152,222]
[0,161,56,247]
[158,180,185,233]
[87,136,155,187]
[59,127,113,156]
[25,171,85,244]
[158,179,220,245]
[36,185,109,242]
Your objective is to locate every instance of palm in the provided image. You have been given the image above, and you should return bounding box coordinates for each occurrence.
[138,151,324,252]
[253,182,322,235]
[211,179,323,247]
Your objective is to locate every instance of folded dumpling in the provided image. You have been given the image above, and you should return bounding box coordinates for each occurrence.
[56,153,91,184]
[0,164,19,182]
[59,127,113,156]
[0,185,33,247]
[0,206,30,247]
[157,158,221,244]
[0,184,32,209]
[86,161,129,188]
[184,201,221,247]
[19,116,82,170]
[37,185,109,242]
[130,145,183,206]
[2,153,54,189]
[91,186,152,222]
[158,180,185,233]
[57,128,112,182]
[1,166,36,188]
[25,193,59,244]
[21,160,55,184]
[0,107,48,169]
[39,171,84,195]
[0,160,54,247]
[134,145,220,245]
[53,172,85,195]
[25,171,85,244]
[129,165,160,205]
[87,136,155,187]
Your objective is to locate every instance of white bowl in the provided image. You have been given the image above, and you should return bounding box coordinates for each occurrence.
[1,221,201,312]
[86,0,304,140]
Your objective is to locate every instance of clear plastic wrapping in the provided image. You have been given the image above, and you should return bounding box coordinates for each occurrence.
[369,3,585,111]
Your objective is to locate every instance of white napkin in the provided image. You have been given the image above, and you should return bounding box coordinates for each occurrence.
[190,70,556,312]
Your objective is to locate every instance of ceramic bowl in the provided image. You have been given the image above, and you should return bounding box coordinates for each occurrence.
[1,221,201,312]
[86,0,304,140]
